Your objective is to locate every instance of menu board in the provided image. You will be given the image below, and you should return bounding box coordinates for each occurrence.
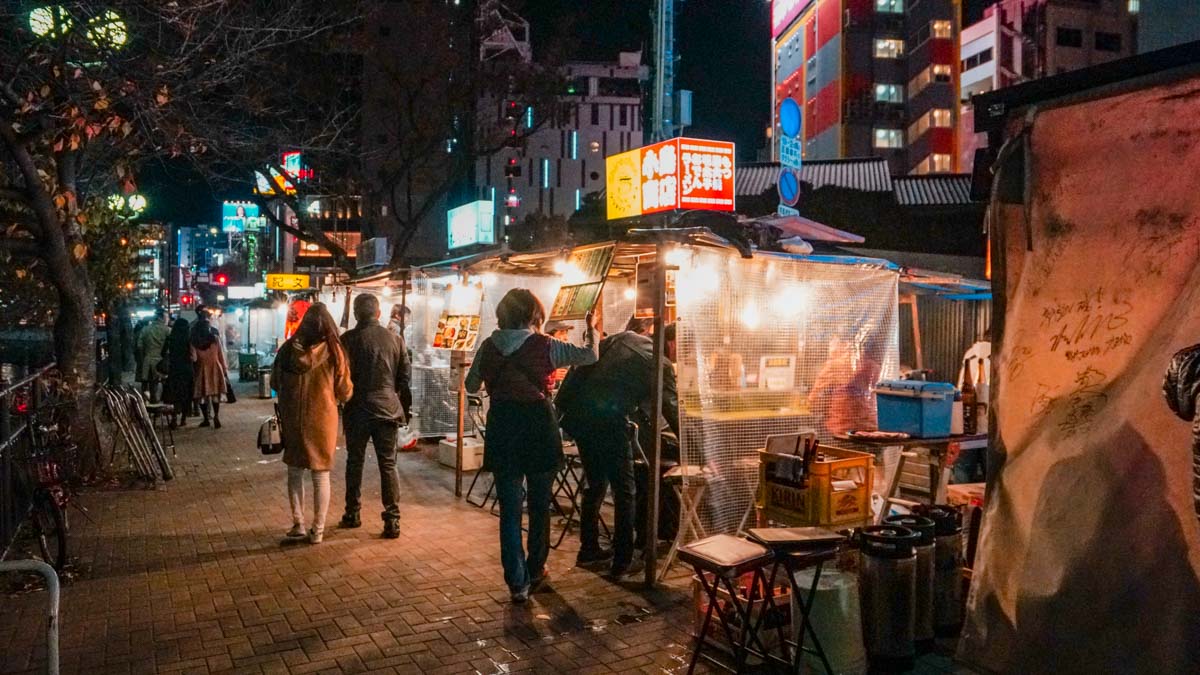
[433,314,481,351]
[548,244,615,321]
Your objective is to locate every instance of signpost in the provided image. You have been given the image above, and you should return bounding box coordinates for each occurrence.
[778,97,803,217]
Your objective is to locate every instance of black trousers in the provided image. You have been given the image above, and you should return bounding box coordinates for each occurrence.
[575,416,637,567]
[344,413,401,524]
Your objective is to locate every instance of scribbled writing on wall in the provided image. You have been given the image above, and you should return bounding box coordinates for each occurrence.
[1040,287,1134,360]
[1058,367,1109,438]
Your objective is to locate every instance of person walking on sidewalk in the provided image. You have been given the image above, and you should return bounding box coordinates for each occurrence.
[338,294,413,539]
[137,309,171,403]
[190,311,228,429]
[161,318,194,429]
[465,289,598,603]
[272,303,353,544]
[557,319,680,578]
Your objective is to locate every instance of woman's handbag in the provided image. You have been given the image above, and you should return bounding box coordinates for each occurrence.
[258,406,284,455]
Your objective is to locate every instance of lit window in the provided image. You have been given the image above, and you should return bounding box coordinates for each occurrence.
[574,189,582,211]
[932,108,952,127]
[542,158,550,189]
[933,64,952,82]
[589,140,601,153]
[932,154,952,172]
[570,131,578,160]
[876,0,904,14]
[874,39,905,59]
[1128,0,1140,14]
[932,20,952,39]
[874,128,903,149]
[875,83,904,103]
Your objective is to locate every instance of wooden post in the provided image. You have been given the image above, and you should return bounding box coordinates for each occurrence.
[644,241,668,588]
[453,351,468,498]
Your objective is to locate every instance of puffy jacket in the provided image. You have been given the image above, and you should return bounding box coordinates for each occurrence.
[1162,344,1200,520]
[558,331,679,436]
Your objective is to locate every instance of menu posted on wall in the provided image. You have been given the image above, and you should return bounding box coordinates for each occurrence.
[549,243,616,321]
[434,314,481,351]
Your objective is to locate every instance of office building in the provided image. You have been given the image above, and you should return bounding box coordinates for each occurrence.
[771,0,962,175]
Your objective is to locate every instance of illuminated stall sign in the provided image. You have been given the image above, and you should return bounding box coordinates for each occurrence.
[447,200,496,250]
[605,137,736,220]
[266,273,309,291]
[548,243,616,321]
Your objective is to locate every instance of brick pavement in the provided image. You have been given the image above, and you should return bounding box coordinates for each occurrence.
[1,383,966,674]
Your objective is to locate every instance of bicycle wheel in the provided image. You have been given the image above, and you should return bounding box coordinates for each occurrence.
[31,493,68,571]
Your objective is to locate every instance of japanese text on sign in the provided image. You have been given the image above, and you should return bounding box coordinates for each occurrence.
[605,137,736,220]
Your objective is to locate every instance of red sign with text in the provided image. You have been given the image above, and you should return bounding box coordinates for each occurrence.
[605,137,735,219]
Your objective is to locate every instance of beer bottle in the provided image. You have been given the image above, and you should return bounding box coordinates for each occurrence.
[961,357,977,434]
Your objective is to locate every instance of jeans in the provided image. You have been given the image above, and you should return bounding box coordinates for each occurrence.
[288,466,331,534]
[494,470,554,592]
[344,415,401,523]
[576,417,637,568]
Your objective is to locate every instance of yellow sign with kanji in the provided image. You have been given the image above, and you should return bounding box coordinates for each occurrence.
[266,273,310,291]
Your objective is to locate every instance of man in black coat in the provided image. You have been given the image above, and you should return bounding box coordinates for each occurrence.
[559,319,679,578]
[340,293,413,538]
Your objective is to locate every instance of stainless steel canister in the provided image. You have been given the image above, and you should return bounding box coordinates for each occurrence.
[858,525,920,670]
[924,505,964,636]
[885,515,936,649]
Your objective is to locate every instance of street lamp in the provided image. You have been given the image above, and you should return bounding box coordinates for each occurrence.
[29,7,127,49]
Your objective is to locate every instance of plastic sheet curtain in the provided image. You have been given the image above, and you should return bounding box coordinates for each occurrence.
[674,247,899,535]
[960,76,1200,673]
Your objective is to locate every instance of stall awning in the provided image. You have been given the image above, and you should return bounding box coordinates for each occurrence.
[900,268,991,300]
[751,215,866,244]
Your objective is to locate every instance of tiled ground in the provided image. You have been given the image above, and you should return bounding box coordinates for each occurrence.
[1,383,967,674]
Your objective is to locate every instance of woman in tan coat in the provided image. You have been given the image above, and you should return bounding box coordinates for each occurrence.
[271,304,352,543]
[190,312,229,428]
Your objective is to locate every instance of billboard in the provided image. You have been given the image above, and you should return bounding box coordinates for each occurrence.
[772,0,810,39]
[447,200,496,250]
[221,201,264,233]
[605,137,736,220]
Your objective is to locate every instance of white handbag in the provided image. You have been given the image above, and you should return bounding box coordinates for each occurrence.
[258,407,284,455]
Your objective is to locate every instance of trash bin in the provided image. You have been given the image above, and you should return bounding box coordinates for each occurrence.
[885,514,937,650]
[922,505,964,636]
[258,367,272,399]
[857,524,919,670]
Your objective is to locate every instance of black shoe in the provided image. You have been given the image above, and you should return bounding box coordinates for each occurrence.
[382,521,400,539]
[213,418,222,429]
[575,548,614,566]
[529,569,550,594]
[339,513,361,529]
[608,556,645,580]
[510,586,530,604]
[198,419,210,428]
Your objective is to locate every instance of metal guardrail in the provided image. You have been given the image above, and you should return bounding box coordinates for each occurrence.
[0,559,60,674]
[0,364,57,556]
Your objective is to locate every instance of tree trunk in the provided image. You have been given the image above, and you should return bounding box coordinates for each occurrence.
[53,268,100,475]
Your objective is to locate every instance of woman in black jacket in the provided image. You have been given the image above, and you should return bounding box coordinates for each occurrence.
[161,318,194,428]
[1164,344,1200,521]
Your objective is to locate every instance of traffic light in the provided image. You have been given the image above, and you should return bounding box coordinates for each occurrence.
[214,273,229,286]
[180,294,193,307]
[504,157,522,178]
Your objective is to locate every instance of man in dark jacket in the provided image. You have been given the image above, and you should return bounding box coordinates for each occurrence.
[1163,344,1200,521]
[340,293,413,538]
[559,320,679,577]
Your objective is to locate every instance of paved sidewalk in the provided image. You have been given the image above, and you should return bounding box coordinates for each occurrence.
[1,385,701,674]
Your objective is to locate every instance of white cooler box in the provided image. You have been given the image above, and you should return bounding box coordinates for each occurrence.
[437,437,484,471]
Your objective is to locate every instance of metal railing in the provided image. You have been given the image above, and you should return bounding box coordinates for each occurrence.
[0,363,57,553]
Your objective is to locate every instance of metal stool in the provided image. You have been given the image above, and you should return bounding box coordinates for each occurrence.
[144,403,176,457]
[746,527,843,673]
[678,534,774,674]
[658,465,709,581]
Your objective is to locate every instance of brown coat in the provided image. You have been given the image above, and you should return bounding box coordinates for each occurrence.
[272,340,353,471]
[191,343,227,399]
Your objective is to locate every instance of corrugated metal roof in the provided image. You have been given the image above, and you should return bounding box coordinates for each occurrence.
[893,174,975,206]
[737,157,894,196]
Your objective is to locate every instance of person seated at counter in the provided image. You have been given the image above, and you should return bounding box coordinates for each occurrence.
[808,333,883,436]
[557,318,680,579]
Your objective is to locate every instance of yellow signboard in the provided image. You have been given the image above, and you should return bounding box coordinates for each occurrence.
[266,273,310,291]
[605,147,642,220]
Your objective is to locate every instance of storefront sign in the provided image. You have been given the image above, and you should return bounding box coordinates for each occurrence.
[447,200,496,250]
[605,137,736,220]
[265,273,309,291]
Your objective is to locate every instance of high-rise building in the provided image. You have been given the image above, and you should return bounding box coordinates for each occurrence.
[476,53,649,225]
[958,0,1138,171]
[771,0,962,176]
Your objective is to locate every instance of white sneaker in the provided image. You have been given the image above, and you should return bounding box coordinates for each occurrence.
[286,524,305,538]
[308,528,324,544]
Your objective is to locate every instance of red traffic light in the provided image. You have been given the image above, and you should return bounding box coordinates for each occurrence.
[181,294,193,306]
[214,274,229,286]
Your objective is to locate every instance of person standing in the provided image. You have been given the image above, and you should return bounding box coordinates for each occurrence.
[190,312,228,428]
[557,318,680,578]
[161,318,194,428]
[136,309,171,403]
[465,290,598,603]
[339,294,412,539]
[272,304,353,544]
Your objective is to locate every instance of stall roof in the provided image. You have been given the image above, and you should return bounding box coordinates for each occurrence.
[892,175,975,207]
[737,157,894,196]
[750,214,866,244]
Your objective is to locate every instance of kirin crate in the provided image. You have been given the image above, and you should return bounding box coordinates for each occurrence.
[757,445,874,527]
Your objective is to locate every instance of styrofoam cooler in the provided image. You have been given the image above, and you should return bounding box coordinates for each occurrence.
[437,437,484,471]
[875,380,955,438]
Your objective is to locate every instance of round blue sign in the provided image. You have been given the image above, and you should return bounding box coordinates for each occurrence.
[779,98,802,139]
[778,168,801,207]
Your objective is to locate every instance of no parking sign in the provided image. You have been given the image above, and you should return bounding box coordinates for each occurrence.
[778,97,803,215]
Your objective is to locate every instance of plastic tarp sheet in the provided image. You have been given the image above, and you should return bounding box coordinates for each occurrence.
[674,247,899,535]
[960,78,1200,672]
